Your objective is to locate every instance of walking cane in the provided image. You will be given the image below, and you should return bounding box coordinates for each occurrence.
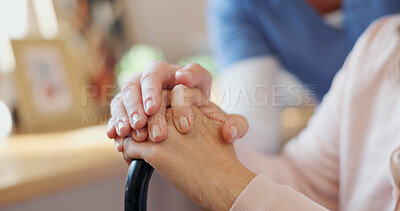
[124,159,154,211]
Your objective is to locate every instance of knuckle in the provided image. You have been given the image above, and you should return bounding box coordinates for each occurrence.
[117,113,129,122]
[143,85,161,98]
[125,150,135,160]
[146,60,166,69]
[121,81,137,93]
[185,63,212,86]
[107,117,114,126]
[140,71,162,84]
[144,60,169,75]
[125,149,135,159]
[148,147,161,163]
[187,62,202,70]
[121,74,142,91]
[124,99,140,112]
[122,89,140,109]
[205,69,212,80]
[123,138,135,157]
[172,84,188,93]
[123,154,130,163]
[200,69,212,83]
[124,97,138,107]
[110,93,122,107]
[149,113,164,123]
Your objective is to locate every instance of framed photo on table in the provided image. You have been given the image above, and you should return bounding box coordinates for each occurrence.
[12,40,82,133]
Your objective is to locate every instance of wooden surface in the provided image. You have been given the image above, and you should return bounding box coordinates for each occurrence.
[0,126,127,207]
[0,107,313,207]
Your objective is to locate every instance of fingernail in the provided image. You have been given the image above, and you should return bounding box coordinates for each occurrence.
[135,129,142,138]
[131,113,141,126]
[178,71,193,81]
[178,116,190,131]
[114,141,121,152]
[132,113,140,122]
[228,125,238,139]
[117,121,125,134]
[145,98,154,112]
[132,129,143,141]
[151,124,161,140]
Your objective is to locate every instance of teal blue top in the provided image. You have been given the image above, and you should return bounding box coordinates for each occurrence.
[207,0,400,99]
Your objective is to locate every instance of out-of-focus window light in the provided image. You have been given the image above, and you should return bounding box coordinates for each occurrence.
[0,37,16,73]
[0,0,29,39]
[33,0,59,39]
[0,0,28,73]
[0,101,12,140]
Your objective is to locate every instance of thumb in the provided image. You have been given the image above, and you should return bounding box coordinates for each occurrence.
[170,85,223,133]
[221,114,249,143]
[170,85,249,143]
[175,63,212,98]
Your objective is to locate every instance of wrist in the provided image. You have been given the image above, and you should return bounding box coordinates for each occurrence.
[211,162,256,211]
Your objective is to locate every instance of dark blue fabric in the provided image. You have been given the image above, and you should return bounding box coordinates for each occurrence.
[207,0,400,99]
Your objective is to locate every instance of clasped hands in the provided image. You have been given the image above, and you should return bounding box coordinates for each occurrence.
[106,61,255,211]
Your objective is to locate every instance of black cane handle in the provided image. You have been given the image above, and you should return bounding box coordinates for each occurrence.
[125,159,154,211]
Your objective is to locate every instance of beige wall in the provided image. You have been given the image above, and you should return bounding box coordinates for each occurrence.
[123,0,209,63]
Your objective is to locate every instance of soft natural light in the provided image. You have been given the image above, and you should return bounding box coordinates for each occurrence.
[0,101,12,139]
[0,37,16,73]
[0,0,27,73]
[33,0,59,39]
[0,0,28,39]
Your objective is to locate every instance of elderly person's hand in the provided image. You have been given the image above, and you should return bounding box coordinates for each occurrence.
[118,87,256,211]
[106,61,248,143]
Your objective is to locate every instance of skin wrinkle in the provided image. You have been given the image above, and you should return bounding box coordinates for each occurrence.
[107,61,244,142]
[107,61,252,209]
[122,88,140,110]
[122,105,254,210]
[166,64,182,89]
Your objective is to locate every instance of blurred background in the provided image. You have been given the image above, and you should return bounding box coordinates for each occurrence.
[0,0,312,210]
[0,0,213,134]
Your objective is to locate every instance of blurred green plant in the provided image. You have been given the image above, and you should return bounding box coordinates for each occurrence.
[178,54,216,77]
[116,44,164,87]
[116,44,217,89]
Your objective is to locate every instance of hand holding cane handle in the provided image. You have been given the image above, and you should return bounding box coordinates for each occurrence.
[124,159,154,211]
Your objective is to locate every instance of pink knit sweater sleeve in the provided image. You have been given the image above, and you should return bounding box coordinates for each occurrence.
[231,48,353,210]
[231,175,328,210]
[229,17,395,210]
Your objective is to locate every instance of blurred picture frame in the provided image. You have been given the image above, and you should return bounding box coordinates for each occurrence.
[12,40,82,133]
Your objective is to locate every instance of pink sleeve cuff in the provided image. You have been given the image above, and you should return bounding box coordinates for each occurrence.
[230,175,328,211]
